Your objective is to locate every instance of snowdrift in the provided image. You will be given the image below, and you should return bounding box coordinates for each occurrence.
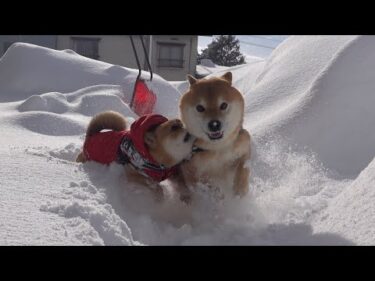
[245,35,375,177]
[313,157,375,245]
[196,56,264,78]
[0,43,181,118]
[1,37,375,245]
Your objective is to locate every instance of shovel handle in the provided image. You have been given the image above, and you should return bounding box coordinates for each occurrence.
[129,35,142,83]
[139,35,153,81]
[130,35,154,109]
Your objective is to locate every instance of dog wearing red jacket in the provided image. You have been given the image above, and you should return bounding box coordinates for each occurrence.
[76,111,195,199]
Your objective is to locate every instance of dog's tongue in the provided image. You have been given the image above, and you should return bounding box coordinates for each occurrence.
[210,132,222,138]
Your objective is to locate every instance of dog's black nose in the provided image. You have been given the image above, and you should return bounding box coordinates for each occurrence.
[208,120,222,132]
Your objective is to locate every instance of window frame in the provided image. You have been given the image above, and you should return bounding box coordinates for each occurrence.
[70,36,101,60]
[157,42,185,68]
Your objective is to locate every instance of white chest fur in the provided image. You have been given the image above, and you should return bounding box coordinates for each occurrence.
[183,145,241,193]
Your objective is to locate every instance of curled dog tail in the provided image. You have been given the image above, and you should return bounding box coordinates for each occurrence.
[86,111,127,137]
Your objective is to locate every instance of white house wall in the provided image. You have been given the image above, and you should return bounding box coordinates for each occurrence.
[56,35,197,81]
[56,35,144,69]
[150,35,197,81]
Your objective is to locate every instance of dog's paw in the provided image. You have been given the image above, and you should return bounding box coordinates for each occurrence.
[233,185,249,198]
[75,151,86,163]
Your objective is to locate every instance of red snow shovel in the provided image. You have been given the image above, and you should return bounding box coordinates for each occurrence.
[129,35,157,116]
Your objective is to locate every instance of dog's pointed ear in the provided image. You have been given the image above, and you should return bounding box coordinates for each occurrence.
[144,131,156,148]
[187,74,197,86]
[221,72,232,85]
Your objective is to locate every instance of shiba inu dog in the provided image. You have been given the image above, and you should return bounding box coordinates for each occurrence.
[171,72,251,202]
[76,111,195,199]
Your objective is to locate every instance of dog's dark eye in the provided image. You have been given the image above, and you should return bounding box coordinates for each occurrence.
[220,102,228,110]
[196,105,205,112]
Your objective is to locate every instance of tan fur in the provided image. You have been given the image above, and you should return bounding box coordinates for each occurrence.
[173,72,251,202]
[75,111,194,201]
[76,111,127,163]
[86,111,127,137]
[145,119,187,168]
[124,164,164,201]
[75,151,86,163]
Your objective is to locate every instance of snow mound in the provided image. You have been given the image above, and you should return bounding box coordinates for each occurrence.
[313,157,375,245]
[245,55,264,64]
[17,86,135,117]
[200,59,216,67]
[281,36,375,176]
[75,92,133,117]
[0,43,132,101]
[207,61,266,96]
[174,59,266,96]
[40,194,135,245]
[14,90,139,136]
[245,35,375,177]
[14,112,85,136]
[196,63,230,77]
[170,81,190,94]
[15,86,138,136]
[0,43,181,118]
[18,93,69,114]
[0,147,138,245]
[197,56,264,78]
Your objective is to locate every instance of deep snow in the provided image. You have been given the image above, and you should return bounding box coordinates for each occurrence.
[1,37,374,245]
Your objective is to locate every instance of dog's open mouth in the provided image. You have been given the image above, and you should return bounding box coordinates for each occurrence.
[207,131,223,140]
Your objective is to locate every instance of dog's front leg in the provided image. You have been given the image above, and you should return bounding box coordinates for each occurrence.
[76,151,87,163]
[232,128,251,197]
[169,168,192,204]
[233,155,250,197]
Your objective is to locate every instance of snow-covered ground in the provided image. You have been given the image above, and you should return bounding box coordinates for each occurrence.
[196,35,287,78]
[1,36,375,245]
[198,35,288,59]
[196,57,265,78]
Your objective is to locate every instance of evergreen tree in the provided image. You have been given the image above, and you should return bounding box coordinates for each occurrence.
[198,35,246,66]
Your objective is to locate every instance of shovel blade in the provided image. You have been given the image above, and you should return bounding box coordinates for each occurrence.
[132,80,157,116]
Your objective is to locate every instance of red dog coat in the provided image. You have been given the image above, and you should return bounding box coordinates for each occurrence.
[83,114,177,182]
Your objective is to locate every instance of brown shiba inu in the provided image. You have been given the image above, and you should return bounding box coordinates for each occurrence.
[171,72,251,202]
[76,111,195,200]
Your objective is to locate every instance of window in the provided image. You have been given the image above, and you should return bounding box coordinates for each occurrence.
[157,43,184,68]
[71,37,100,59]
